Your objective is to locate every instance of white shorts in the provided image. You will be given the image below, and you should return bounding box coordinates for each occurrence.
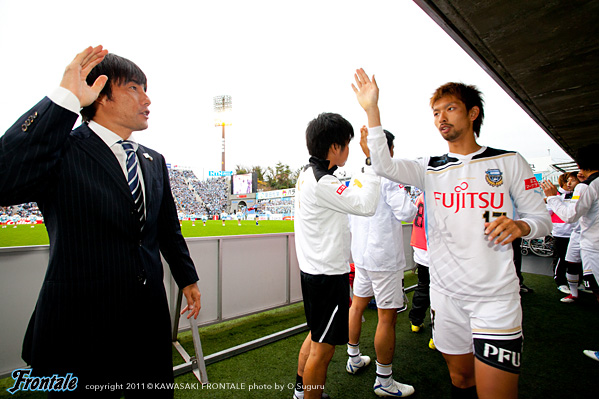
[352,267,404,309]
[565,230,581,263]
[430,289,523,373]
[581,249,599,289]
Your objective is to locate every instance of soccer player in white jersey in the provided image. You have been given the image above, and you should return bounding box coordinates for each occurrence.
[347,128,417,397]
[541,143,599,303]
[352,69,551,399]
[293,112,380,399]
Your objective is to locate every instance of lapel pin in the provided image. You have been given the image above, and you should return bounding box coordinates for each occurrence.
[143,153,153,161]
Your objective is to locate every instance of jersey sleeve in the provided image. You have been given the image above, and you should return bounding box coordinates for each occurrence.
[367,126,425,188]
[315,170,380,216]
[382,179,418,223]
[547,181,594,223]
[510,153,552,239]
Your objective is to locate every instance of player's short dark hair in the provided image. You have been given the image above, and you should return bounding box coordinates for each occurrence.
[575,143,599,171]
[81,53,147,122]
[430,82,485,137]
[305,113,354,159]
[383,129,395,151]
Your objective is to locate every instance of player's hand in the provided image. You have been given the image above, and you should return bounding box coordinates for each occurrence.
[484,216,530,246]
[352,68,379,112]
[540,180,558,197]
[360,125,370,157]
[60,45,108,107]
[181,283,202,319]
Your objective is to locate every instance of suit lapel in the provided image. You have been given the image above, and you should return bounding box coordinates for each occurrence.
[72,124,134,204]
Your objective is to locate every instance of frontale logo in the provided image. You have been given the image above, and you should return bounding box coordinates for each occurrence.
[485,169,503,187]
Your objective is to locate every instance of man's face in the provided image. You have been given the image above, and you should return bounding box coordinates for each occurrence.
[96,81,151,136]
[432,95,475,143]
[567,176,579,191]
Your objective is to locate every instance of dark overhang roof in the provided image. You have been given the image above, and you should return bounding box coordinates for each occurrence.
[413,0,599,159]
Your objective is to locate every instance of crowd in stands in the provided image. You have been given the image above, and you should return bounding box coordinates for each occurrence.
[0,203,43,219]
[190,176,228,216]
[258,198,294,214]
[168,170,228,216]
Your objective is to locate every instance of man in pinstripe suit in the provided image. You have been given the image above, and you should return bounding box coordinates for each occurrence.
[0,46,201,397]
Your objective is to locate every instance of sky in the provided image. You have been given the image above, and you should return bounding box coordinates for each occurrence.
[0,0,572,180]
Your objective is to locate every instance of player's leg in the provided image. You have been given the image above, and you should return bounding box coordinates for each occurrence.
[303,341,335,399]
[294,333,312,399]
[442,353,476,397]
[430,289,477,397]
[409,264,430,332]
[471,297,522,399]
[347,295,370,371]
[370,270,414,396]
[374,308,398,364]
[347,266,373,373]
[474,359,518,399]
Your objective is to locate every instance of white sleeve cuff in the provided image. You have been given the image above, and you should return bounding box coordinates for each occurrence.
[48,87,81,115]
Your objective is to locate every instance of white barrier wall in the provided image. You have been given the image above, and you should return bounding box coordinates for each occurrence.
[0,226,413,378]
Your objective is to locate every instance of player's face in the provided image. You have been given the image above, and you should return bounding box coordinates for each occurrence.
[567,176,579,191]
[95,81,151,138]
[432,95,476,143]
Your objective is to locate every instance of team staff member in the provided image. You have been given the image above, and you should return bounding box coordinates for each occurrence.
[352,69,551,399]
[293,113,380,399]
[0,46,201,398]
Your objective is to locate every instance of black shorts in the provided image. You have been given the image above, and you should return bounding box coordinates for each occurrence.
[300,271,349,346]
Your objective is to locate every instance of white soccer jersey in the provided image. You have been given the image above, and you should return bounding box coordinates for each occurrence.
[547,174,599,254]
[294,157,380,275]
[368,126,551,301]
[350,177,417,272]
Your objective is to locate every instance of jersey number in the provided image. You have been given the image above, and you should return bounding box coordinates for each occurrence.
[482,211,506,223]
[414,202,425,228]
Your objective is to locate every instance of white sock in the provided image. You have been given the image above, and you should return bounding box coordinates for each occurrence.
[348,343,361,363]
[376,360,393,387]
[294,389,304,398]
[566,273,579,297]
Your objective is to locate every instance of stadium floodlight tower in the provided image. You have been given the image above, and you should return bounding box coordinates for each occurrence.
[214,95,233,172]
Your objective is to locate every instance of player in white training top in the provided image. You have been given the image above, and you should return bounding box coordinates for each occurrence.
[352,69,551,399]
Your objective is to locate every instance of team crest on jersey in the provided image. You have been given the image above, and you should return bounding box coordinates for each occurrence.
[336,185,347,195]
[485,169,503,187]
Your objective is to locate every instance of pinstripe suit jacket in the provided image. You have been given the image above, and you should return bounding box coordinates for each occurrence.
[0,97,199,384]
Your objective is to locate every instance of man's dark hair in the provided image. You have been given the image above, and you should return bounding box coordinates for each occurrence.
[430,82,485,137]
[575,143,599,171]
[305,113,354,159]
[383,129,395,151]
[81,53,147,122]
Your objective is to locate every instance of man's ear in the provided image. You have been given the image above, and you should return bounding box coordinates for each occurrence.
[469,106,480,121]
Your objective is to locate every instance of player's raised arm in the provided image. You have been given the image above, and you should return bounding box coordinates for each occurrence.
[59,45,109,107]
[352,68,381,128]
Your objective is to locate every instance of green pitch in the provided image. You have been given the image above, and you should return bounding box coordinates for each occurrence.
[0,220,295,248]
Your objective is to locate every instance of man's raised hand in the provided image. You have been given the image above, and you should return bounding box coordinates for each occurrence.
[60,46,108,108]
[352,68,381,127]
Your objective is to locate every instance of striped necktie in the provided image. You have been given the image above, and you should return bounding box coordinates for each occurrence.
[119,140,146,230]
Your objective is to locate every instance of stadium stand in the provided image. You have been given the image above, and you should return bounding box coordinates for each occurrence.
[168,170,228,217]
